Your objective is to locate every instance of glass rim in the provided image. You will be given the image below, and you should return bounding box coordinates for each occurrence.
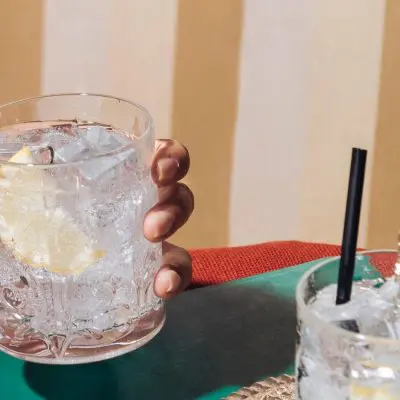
[0,93,153,169]
[296,249,399,346]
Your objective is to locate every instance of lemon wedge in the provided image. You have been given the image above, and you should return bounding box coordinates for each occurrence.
[0,146,104,274]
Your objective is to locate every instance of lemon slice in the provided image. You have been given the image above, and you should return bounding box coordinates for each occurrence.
[0,146,104,274]
[350,385,396,400]
[0,146,34,179]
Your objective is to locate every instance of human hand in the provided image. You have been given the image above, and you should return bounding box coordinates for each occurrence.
[143,139,194,299]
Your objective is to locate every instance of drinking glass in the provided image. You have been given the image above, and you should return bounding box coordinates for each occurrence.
[296,250,400,399]
[0,94,163,364]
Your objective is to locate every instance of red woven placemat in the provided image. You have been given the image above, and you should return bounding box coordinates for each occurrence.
[190,241,342,285]
[190,241,393,286]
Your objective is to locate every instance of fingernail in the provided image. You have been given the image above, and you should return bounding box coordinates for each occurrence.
[157,158,179,182]
[157,269,181,294]
[145,210,174,239]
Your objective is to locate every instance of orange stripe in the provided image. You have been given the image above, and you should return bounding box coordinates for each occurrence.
[367,0,400,249]
[0,0,43,105]
[171,0,244,248]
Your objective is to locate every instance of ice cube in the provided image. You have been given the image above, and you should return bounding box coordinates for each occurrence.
[313,290,368,323]
[105,132,130,148]
[70,280,114,319]
[364,304,400,340]
[0,142,24,160]
[54,137,91,163]
[85,126,103,145]
[312,281,396,321]
[86,126,130,150]
[356,280,400,339]
[300,377,348,400]
[378,278,399,302]
[73,126,136,181]
[337,319,360,333]
[359,316,397,339]
[77,147,136,181]
[311,280,400,339]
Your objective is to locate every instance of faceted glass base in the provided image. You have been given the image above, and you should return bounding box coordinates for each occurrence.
[0,307,165,365]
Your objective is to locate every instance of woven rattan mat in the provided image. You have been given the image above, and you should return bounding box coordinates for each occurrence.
[224,375,295,400]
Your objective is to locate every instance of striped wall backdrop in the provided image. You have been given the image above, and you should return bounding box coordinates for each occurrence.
[1,0,399,250]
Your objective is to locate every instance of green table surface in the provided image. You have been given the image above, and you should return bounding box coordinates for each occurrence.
[0,257,379,400]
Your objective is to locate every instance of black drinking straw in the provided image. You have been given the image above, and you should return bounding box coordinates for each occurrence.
[335,148,367,306]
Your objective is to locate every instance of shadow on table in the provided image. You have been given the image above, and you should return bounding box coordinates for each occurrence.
[24,283,296,400]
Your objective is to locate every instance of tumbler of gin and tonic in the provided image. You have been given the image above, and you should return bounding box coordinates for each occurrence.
[0,94,163,364]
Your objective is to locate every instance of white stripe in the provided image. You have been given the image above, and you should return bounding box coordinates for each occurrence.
[107,0,178,139]
[41,0,113,94]
[300,0,386,247]
[230,0,312,245]
[230,0,386,247]
[41,0,178,138]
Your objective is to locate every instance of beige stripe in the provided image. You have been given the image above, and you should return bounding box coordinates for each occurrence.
[368,0,400,249]
[171,0,243,249]
[0,0,43,104]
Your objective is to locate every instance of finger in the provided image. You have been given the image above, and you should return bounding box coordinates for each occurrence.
[152,139,190,186]
[143,183,194,242]
[157,184,179,204]
[154,242,192,299]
